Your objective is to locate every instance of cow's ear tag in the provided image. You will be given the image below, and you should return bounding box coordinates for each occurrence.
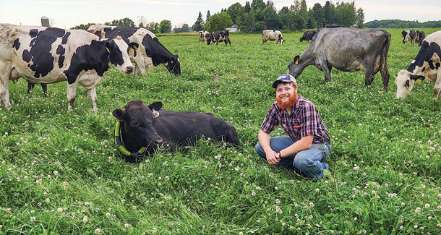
[152,110,160,119]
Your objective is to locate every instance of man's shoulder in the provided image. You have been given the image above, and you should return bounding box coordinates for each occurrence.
[298,96,316,109]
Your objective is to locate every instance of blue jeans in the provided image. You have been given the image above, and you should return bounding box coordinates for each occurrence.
[255,136,331,180]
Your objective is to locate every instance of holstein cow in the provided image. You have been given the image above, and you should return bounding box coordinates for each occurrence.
[395,31,441,98]
[199,31,209,42]
[262,30,284,44]
[416,30,426,46]
[402,30,417,45]
[0,24,135,111]
[299,30,317,42]
[288,27,391,90]
[113,100,239,162]
[88,25,181,75]
[207,31,231,45]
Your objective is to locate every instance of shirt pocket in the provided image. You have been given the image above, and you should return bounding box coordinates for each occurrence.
[291,118,302,129]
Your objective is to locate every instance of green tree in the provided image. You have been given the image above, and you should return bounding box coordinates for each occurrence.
[159,20,172,33]
[205,11,233,32]
[244,1,251,13]
[146,22,159,33]
[323,1,336,25]
[238,12,255,32]
[192,11,204,31]
[299,0,308,20]
[262,4,281,29]
[227,2,244,24]
[181,24,191,32]
[106,17,135,27]
[334,2,356,27]
[71,23,94,30]
[206,10,211,21]
[356,8,364,28]
[311,3,324,28]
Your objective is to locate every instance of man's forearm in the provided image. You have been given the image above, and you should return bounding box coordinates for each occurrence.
[258,130,272,153]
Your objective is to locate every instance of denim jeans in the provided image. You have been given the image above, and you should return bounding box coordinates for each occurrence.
[255,136,331,180]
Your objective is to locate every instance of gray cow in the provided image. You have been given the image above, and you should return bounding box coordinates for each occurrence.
[288,28,391,90]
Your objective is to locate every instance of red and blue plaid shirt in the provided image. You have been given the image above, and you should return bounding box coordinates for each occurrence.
[261,96,330,144]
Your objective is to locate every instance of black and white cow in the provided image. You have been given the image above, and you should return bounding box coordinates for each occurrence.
[113,100,239,162]
[288,28,391,90]
[0,24,135,111]
[395,31,441,98]
[402,30,417,45]
[299,30,317,42]
[207,31,231,45]
[262,30,284,44]
[88,25,181,75]
[199,31,209,42]
[416,30,426,46]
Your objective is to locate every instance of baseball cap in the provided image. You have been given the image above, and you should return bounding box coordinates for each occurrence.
[272,74,297,88]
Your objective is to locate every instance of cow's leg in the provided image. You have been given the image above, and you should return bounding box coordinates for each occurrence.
[86,87,98,112]
[364,66,375,86]
[27,82,35,94]
[434,70,441,98]
[66,83,77,111]
[0,62,12,109]
[380,62,390,91]
[41,83,48,96]
[320,60,332,82]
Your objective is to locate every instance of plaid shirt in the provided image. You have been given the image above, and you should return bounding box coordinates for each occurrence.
[260,96,330,144]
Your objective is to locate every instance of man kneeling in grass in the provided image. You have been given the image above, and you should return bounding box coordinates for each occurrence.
[255,74,331,180]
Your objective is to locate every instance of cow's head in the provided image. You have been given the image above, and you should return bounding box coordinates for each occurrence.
[106,36,137,74]
[288,55,303,77]
[395,70,425,99]
[113,100,164,152]
[166,55,181,75]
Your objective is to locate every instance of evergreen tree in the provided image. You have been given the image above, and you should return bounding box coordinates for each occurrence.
[356,8,364,28]
[311,3,324,28]
[206,10,211,21]
[244,1,251,13]
[192,11,204,31]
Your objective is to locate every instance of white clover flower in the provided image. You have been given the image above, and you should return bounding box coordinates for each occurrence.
[414,207,421,213]
[353,165,360,171]
[94,228,102,234]
[275,199,280,204]
[124,223,132,229]
[399,225,404,230]
[424,203,430,208]
[275,206,282,214]
[45,198,50,203]
[251,191,256,196]
[83,216,89,223]
[57,208,64,213]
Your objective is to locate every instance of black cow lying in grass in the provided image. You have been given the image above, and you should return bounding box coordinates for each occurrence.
[113,100,239,162]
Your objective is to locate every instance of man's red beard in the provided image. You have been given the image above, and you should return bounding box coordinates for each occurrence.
[276,92,297,110]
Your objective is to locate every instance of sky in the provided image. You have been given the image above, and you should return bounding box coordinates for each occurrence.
[0,0,440,29]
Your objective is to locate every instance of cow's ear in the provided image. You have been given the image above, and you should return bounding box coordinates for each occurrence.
[293,55,300,64]
[148,101,163,111]
[112,108,126,121]
[410,74,425,81]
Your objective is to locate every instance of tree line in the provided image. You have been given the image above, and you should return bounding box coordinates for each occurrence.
[193,0,364,32]
[71,18,175,33]
[365,19,441,28]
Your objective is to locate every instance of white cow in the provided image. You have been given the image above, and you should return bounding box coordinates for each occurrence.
[262,30,284,44]
[395,31,441,99]
[0,24,135,111]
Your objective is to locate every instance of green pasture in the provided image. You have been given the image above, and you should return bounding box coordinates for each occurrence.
[0,28,440,234]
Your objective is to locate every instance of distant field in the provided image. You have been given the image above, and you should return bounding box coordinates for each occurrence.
[1,28,440,234]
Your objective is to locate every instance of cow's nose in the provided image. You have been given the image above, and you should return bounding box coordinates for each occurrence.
[126,66,134,74]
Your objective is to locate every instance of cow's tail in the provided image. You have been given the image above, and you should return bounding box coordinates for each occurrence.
[380,31,391,90]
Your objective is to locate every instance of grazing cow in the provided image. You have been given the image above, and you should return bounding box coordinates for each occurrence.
[112,100,239,162]
[395,31,441,99]
[416,30,426,46]
[288,28,391,90]
[0,24,135,111]
[300,30,317,42]
[207,31,231,45]
[402,29,417,45]
[262,30,284,44]
[88,25,181,75]
[199,31,209,42]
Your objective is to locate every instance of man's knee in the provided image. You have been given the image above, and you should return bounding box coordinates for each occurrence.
[255,142,265,158]
[293,155,314,170]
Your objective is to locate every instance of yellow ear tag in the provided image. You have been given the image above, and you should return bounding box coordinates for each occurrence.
[415,80,422,85]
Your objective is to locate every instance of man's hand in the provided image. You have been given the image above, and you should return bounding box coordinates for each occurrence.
[265,150,281,165]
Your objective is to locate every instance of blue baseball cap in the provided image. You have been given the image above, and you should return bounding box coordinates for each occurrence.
[272,74,297,88]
